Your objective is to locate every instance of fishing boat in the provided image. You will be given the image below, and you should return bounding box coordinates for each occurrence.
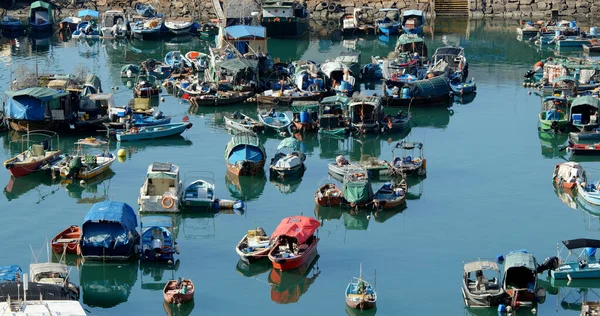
[4,131,61,178]
[345,264,377,310]
[270,137,306,179]
[372,181,407,210]
[258,109,293,134]
[164,51,190,69]
[381,111,411,133]
[348,96,383,134]
[570,96,600,132]
[101,10,129,38]
[130,18,162,40]
[548,239,600,280]
[314,183,343,207]
[577,176,600,205]
[59,16,80,31]
[391,141,427,176]
[430,46,469,79]
[1,15,24,32]
[181,172,216,208]
[139,162,182,213]
[106,108,171,130]
[164,278,194,304]
[318,95,351,136]
[376,8,400,35]
[502,250,541,308]
[401,10,425,35]
[133,75,162,99]
[320,61,355,97]
[268,216,320,271]
[29,262,80,299]
[80,201,140,260]
[188,91,252,107]
[289,101,320,133]
[116,122,192,142]
[328,156,365,182]
[566,141,600,155]
[225,133,266,176]
[72,9,101,39]
[224,111,265,134]
[185,51,209,72]
[28,1,53,32]
[461,259,506,307]
[4,87,74,132]
[50,225,81,254]
[342,170,373,208]
[235,227,272,263]
[49,139,115,180]
[539,96,568,132]
[382,76,451,108]
[450,77,477,95]
[164,17,194,35]
[553,161,586,190]
[136,3,156,17]
[260,0,309,37]
[140,216,178,262]
[395,33,428,56]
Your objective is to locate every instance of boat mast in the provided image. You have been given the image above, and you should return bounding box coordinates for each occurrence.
[374,269,377,291]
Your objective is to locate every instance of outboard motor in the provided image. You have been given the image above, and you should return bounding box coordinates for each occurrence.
[152,238,163,254]
[154,110,163,119]
[524,69,536,79]
[537,256,560,277]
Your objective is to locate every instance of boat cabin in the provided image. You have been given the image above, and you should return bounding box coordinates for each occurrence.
[262,1,307,18]
[462,259,504,307]
[29,1,53,27]
[502,251,539,306]
[395,34,428,57]
[318,95,350,132]
[348,96,382,126]
[570,96,600,130]
[140,162,182,213]
[401,9,424,33]
[430,46,468,78]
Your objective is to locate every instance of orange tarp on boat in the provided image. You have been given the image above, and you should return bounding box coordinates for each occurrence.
[270,216,320,244]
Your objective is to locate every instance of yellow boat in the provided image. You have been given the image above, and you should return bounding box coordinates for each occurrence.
[50,138,116,180]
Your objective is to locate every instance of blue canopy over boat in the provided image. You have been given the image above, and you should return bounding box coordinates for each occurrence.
[224,25,266,39]
[0,265,22,282]
[78,9,99,18]
[228,145,265,164]
[5,87,69,120]
[82,201,138,248]
[83,201,138,230]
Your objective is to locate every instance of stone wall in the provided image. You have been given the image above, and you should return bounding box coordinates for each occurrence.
[306,0,432,21]
[469,0,600,18]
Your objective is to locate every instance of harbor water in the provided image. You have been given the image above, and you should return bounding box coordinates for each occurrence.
[0,18,595,315]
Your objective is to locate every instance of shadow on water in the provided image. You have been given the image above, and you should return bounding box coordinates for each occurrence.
[235,258,272,278]
[268,253,320,304]
[346,304,377,316]
[225,170,267,202]
[537,277,600,313]
[80,259,139,308]
[269,172,304,194]
[115,137,193,160]
[61,170,115,204]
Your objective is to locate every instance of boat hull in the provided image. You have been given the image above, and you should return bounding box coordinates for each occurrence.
[164,279,194,304]
[461,285,505,307]
[577,186,600,206]
[51,225,81,254]
[4,151,62,178]
[30,23,53,33]
[261,18,308,38]
[132,29,161,40]
[256,93,321,106]
[270,164,304,179]
[227,161,265,176]
[270,238,319,271]
[552,262,600,279]
[346,298,376,310]
[540,119,568,132]
[116,123,191,141]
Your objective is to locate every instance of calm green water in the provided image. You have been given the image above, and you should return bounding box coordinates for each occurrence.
[0,18,595,315]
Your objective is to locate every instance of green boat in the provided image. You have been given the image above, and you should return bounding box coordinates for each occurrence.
[570,96,600,132]
[539,96,568,132]
[318,95,351,136]
[342,170,373,208]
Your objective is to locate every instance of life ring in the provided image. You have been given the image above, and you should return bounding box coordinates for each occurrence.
[274,17,280,22]
[161,196,175,209]
[272,97,280,105]
[130,127,139,134]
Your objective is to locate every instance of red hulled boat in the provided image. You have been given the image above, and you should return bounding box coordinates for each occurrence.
[268,216,320,271]
[566,141,600,155]
[51,225,81,254]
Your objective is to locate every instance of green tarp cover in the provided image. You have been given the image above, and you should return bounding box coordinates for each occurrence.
[408,76,450,97]
[321,95,350,106]
[343,180,372,204]
[121,64,139,73]
[147,172,177,179]
[277,137,300,151]
[291,101,320,113]
[31,1,51,9]
[504,251,537,273]
[571,96,600,109]
[5,87,68,101]
[219,58,258,72]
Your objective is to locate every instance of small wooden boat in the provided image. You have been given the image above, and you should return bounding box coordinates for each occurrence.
[235,228,273,263]
[131,18,162,40]
[224,112,265,134]
[380,111,411,133]
[258,110,292,133]
[269,216,320,271]
[342,170,373,208]
[578,180,600,206]
[372,181,407,210]
[461,259,505,307]
[116,122,192,142]
[345,264,377,310]
[566,141,600,155]
[539,96,568,132]
[401,9,425,35]
[49,139,115,180]
[314,183,343,207]
[29,1,54,32]
[189,91,251,107]
[269,137,306,179]
[502,251,541,308]
[391,141,427,176]
[164,18,194,35]
[349,96,383,134]
[51,225,81,254]
[328,156,364,181]
[140,216,178,262]
[164,51,189,69]
[225,133,266,176]
[450,77,477,95]
[289,101,320,133]
[181,172,216,208]
[4,131,62,178]
[164,278,194,304]
[553,162,586,190]
[185,51,209,72]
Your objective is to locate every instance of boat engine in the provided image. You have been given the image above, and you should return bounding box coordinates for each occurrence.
[152,238,163,255]
[537,256,560,276]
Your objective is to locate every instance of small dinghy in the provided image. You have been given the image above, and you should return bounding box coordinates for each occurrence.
[461,259,505,307]
[51,225,81,254]
[372,181,407,210]
[164,17,193,35]
[181,172,216,208]
[314,183,343,207]
[328,155,364,181]
[269,137,306,179]
[345,264,377,310]
[380,111,411,133]
[224,111,265,134]
[553,162,586,190]
[391,141,426,176]
[235,227,273,263]
[4,133,62,178]
[566,140,600,155]
[258,109,292,134]
[115,122,193,142]
[164,278,194,304]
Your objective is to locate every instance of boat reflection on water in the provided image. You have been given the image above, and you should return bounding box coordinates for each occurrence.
[343,209,370,231]
[345,304,377,316]
[463,306,503,316]
[3,173,59,202]
[61,170,115,204]
[235,258,271,278]
[553,182,577,211]
[410,106,454,129]
[79,260,139,308]
[51,252,81,267]
[115,137,193,160]
[372,201,406,223]
[405,176,425,200]
[319,134,352,160]
[140,261,181,291]
[225,170,267,202]
[268,254,320,304]
[270,174,303,194]
[538,131,568,159]
[537,277,600,313]
[164,299,195,316]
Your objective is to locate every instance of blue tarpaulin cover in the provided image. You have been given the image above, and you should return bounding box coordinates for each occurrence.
[228,145,264,164]
[0,265,22,282]
[82,201,138,248]
[5,87,67,120]
[224,25,266,39]
[83,201,138,231]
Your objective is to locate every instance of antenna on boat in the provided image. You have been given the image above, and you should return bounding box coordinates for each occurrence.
[29,245,39,264]
[374,269,377,291]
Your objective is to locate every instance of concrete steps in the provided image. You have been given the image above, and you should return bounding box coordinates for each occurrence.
[435,0,469,15]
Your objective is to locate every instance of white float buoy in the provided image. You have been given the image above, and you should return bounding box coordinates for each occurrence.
[528,91,532,95]
[161,97,165,102]
[366,214,370,220]
[115,86,119,90]
[80,180,86,186]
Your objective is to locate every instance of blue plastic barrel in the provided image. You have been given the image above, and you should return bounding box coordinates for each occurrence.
[401,87,411,99]
[299,110,309,123]
[570,21,577,28]
[586,247,597,257]
[591,26,598,36]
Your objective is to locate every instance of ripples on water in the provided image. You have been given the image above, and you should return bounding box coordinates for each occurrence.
[0,17,596,315]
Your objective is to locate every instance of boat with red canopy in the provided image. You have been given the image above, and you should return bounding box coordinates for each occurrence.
[268,216,320,271]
